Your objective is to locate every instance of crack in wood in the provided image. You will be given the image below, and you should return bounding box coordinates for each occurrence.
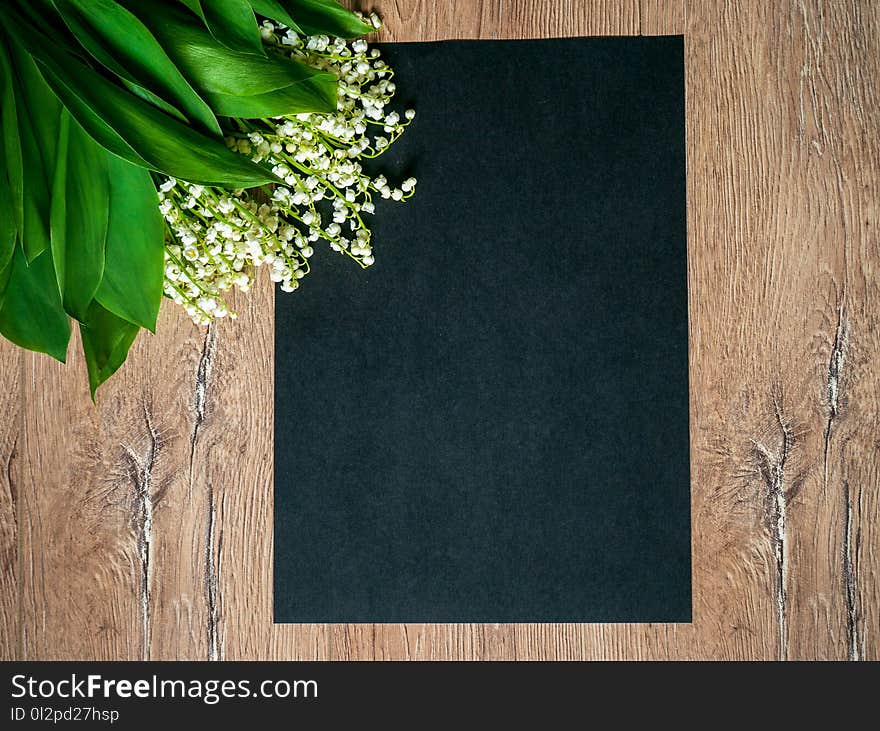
[205,481,219,661]
[4,437,16,525]
[5,434,19,660]
[823,302,847,495]
[190,324,220,661]
[194,326,217,430]
[189,325,217,495]
[752,398,792,661]
[842,480,862,661]
[122,404,158,661]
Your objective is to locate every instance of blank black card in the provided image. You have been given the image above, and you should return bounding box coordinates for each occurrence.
[274,36,690,623]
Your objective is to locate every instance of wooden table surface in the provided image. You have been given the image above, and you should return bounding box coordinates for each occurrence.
[1,0,877,661]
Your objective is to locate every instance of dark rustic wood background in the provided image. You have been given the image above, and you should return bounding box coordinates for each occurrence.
[1,0,877,660]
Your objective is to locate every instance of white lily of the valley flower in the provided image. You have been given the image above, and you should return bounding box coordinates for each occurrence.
[160,22,416,324]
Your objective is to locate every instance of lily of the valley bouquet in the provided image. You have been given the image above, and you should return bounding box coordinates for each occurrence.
[0,0,415,395]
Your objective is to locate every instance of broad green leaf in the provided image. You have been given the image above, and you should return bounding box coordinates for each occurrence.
[41,63,276,186]
[0,174,14,275]
[95,156,164,332]
[54,0,221,136]
[144,6,329,95]
[7,1,80,57]
[0,40,23,241]
[208,78,336,117]
[167,0,264,54]
[80,300,140,399]
[0,42,15,273]
[176,0,205,18]
[1,8,276,188]
[276,0,373,38]
[248,0,303,32]
[0,247,70,362]
[36,66,149,168]
[35,57,276,187]
[200,0,263,54]
[2,39,63,261]
[168,0,264,53]
[127,4,337,113]
[121,79,189,124]
[50,112,110,322]
[0,159,15,277]
[0,250,12,311]
[48,112,70,295]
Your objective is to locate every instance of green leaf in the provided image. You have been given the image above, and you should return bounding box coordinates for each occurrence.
[53,0,221,137]
[95,156,165,332]
[34,64,149,169]
[208,78,336,117]
[0,250,12,311]
[80,300,140,399]
[1,8,276,188]
[170,0,264,54]
[0,247,70,362]
[176,0,206,18]
[0,38,63,261]
[247,0,303,32]
[171,0,264,54]
[48,112,70,296]
[200,0,264,54]
[0,158,15,277]
[0,36,16,274]
[275,0,373,38]
[38,62,276,186]
[50,111,110,322]
[127,4,338,115]
[121,79,189,124]
[35,58,274,187]
[0,40,23,243]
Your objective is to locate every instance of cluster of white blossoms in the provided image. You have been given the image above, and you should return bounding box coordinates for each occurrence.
[160,18,416,325]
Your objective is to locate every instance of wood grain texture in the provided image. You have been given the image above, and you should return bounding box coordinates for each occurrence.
[0,341,20,661]
[1,0,878,660]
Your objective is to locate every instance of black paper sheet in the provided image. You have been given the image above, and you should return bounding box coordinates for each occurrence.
[274,36,690,623]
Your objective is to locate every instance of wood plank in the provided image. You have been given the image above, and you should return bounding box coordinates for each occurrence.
[19,333,138,660]
[0,341,20,661]
[639,0,686,35]
[19,309,209,659]
[681,0,879,663]
[132,310,215,661]
[369,0,640,41]
[780,0,880,660]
